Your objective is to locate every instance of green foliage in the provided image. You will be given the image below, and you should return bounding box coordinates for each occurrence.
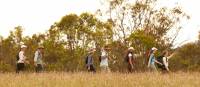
[171,43,200,71]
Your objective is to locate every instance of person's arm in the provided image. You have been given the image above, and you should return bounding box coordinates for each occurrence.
[154,59,163,65]
[168,53,175,59]
[34,51,38,66]
[128,54,134,68]
[148,55,153,67]
[166,66,170,71]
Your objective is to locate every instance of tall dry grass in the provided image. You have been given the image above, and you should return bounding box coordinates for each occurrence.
[0,72,199,87]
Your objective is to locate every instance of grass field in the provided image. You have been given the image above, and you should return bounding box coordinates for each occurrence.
[0,72,199,87]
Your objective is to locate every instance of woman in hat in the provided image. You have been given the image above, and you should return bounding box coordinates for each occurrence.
[147,47,163,71]
[125,47,136,73]
[34,46,45,73]
[100,46,111,72]
[16,45,27,73]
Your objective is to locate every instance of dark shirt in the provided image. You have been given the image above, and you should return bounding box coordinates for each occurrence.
[87,54,93,66]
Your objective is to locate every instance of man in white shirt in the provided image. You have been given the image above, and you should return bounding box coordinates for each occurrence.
[16,45,27,73]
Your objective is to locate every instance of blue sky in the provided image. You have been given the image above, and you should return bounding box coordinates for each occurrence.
[0,0,199,46]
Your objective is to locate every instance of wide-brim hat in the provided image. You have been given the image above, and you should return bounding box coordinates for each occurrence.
[21,45,27,49]
[104,46,111,50]
[38,46,44,49]
[88,48,96,53]
[151,47,158,51]
[128,47,134,50]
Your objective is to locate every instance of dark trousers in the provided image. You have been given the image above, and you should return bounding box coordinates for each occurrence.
[127,64,134,73]
[16,63,25,73]
[161,66,169,73]
[35,64,43,73]
[87,65,96,73]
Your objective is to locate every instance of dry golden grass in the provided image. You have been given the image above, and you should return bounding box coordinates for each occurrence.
[0,72,199,87]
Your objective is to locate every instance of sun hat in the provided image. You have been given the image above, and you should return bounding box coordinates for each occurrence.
[128,47,134,50]
[151,47,158,51]
[21,45,27,48]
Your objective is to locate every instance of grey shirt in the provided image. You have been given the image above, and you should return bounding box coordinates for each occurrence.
[34,50,43,65]
[86,54,93,66]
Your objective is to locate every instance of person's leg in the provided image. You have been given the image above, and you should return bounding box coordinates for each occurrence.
[21,63,25,71]
[90,65,96,73]
[162,67,169,74]
[128,64,132,73]
[35,64,38,73]
[100,66,106,72]
[17,63,25,73]
[106,66,111,73]
[38,64,43,72]
[150,64,157,72]
[88,66,91,72]
[36,64,43,73]
[16,63,20,73]
[152,64,157,71]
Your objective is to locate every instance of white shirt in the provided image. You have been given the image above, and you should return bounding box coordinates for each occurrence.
[100,58,108,67]
[128,53,133,58]
[34,50,43,64]
[101,50,107,57]
[100,50,109,67]
[163,57,169,67]
[18,51,26,63]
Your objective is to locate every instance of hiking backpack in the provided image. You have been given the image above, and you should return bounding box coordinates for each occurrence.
[99,56,101,62]
[85,55,89,65]
[156,55,164,68]
[16,53,20,61]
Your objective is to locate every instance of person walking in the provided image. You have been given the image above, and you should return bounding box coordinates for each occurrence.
[100,46,111,72]
[16,45,28,73]
[85,48,96,73]
[147,47,163,71]
[34,46,45,73]
[125,47,136,73]
[157,51,174,73]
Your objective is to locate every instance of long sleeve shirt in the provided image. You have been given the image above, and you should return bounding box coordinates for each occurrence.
[100,50,109,67]
[18,51,26,63]
[163,57,169,68]
[34,50,43,64]
[86,55,93,67]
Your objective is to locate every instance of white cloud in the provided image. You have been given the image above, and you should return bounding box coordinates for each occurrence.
[0,0,100,37]
[0,0,199,46]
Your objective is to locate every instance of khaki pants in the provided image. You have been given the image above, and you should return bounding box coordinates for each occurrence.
[100,65,110,72]
[149,64,157,72]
